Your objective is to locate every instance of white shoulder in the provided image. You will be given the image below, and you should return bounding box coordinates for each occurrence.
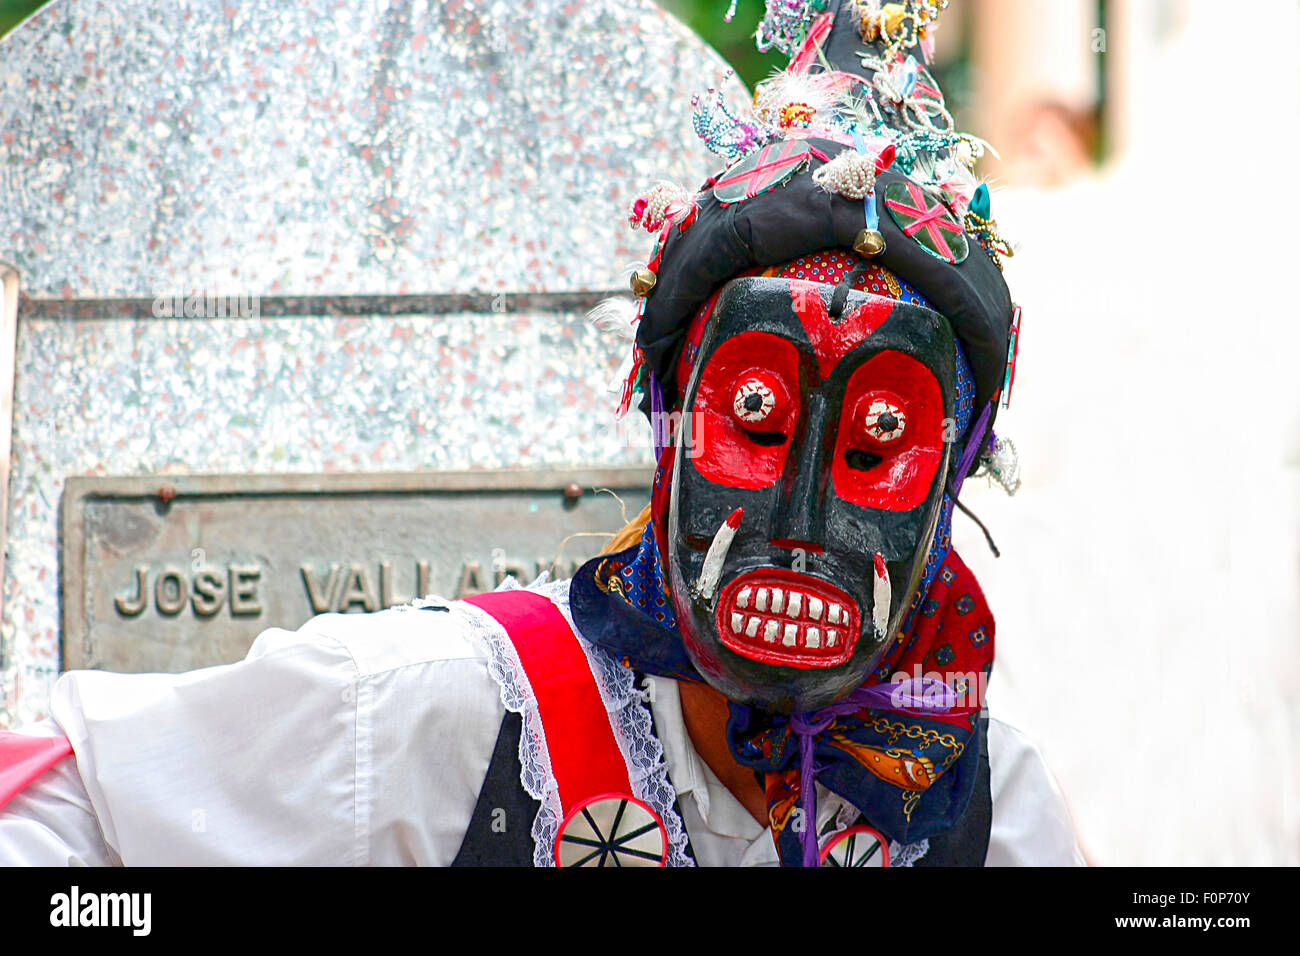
[299,599,509,865]
[288,599,495,676]
[20,596,509,866]
[985,717,1087,866]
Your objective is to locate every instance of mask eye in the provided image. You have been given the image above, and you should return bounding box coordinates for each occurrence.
[691,331,802,491]
[861,399,906,444]
[832,353,945,511]
[732,376,778,424]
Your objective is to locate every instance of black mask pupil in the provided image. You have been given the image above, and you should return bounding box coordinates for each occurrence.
[877,411,899,431]
[743,393,764,412]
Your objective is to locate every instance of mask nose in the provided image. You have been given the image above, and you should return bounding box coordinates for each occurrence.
[777,391,829,545]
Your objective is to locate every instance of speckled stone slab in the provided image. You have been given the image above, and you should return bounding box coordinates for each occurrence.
[0,0,742,726]
[0,0,732,298]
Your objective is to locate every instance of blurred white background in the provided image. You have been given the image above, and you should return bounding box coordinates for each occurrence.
[951,0,1299,865]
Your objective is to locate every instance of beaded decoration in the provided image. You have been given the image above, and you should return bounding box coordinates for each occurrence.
[963,183,1014,271]
[627,181,696,234]
[811,149,879,199]
[691,0,997,227]
[811,142,894,200]
[851,0,951,60]
[756,0,833,55]
[692,74,775,163]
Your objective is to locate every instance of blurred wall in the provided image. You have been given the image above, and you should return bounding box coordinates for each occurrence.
[953,0,1300,864]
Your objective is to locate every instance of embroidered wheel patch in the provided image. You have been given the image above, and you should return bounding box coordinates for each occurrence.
[713,141,811,205]
[819,824,891,867]
[554,794,669,867]
[883,181,969,264]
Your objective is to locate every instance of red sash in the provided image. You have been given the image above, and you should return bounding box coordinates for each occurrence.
[463,589,669,866]
[462,591,633,810]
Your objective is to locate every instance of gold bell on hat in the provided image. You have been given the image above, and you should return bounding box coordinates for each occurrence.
[854,228,886,257]
[630,267,657,297]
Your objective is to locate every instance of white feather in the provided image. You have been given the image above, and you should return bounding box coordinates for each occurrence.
[587,296,639,342]
[753,69,845,128]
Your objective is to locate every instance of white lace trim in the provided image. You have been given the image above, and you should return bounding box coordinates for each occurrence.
[455,577,564,867]
[889,839,930,867]
[538,579,695,868]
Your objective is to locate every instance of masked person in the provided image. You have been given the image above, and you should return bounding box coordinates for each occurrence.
[0,0,1081,867]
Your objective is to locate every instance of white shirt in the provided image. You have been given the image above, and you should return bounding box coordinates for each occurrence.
[0,582,1084,866]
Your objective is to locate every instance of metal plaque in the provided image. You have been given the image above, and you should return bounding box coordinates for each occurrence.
[61,468,652,674]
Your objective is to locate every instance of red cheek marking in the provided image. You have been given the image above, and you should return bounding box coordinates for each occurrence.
[692,331,801,490]
[789,280,895,379]
[832,351,945,510]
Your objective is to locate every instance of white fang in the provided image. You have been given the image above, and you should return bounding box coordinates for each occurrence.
[873,552,891,638]
[695,508,743,602]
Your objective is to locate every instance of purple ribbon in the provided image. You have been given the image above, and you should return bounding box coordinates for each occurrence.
[788,677,960,867]
[951,400,994,496]
[649,368,668,463]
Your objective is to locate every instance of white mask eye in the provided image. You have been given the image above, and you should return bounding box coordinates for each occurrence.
[862,399,906,442]
[732,377,777,424]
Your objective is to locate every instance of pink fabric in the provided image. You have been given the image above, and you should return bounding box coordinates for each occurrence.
[0,731,73,813]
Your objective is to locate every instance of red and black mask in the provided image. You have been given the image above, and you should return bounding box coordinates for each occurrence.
[665,275,957,713]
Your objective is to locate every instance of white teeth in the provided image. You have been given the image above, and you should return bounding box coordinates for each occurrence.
[730,584,856,650]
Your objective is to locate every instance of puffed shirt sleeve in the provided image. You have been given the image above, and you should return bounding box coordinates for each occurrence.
[985,718,1086,866]
[0,604,504,866]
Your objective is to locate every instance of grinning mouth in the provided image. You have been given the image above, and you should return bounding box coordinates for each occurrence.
[715,569,860,669]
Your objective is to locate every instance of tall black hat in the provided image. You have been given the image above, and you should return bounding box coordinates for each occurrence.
[627,0,1016,464]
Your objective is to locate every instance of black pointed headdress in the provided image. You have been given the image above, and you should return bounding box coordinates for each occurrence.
[626,0,1017,467]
